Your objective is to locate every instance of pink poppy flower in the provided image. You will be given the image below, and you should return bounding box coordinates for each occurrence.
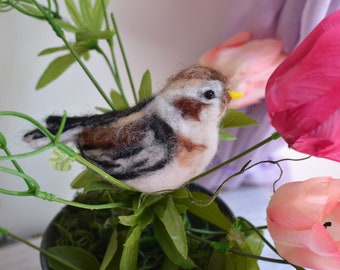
[267,177,340,270]
[265,10,340,162]
[199,31,286,109]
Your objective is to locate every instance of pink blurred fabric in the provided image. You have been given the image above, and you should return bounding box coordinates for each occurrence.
[199,0,340,190]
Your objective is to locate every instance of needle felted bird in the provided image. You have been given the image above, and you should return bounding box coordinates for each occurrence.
[24,65,232,193]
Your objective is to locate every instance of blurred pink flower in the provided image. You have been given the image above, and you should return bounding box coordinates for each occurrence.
[199,31,286,109]
[265,10,340,162]
[267,177,340,270]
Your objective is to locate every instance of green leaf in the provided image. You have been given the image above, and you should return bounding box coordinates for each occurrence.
[55,19,78,32]
[38,45,68,56]
[245,234,264,257]
[36,53,76,89]
[76,30,115,42]
[138,70,152,101]
[47,246,100,270]
[178,191,233,232]
[219,129,237,141]
[93,0,110,30]
[79,0,93,28]
[226,218,264,270]
[134,194,164,216]
[100,228,118,270]
[207,241,227,270]
[119,214,139,227]
[154,197,188,259]
[65,0,85,30]
[170,187,189,199]
[0,132,7,149]
[153,215,196,269]
[20,3,43,16]
[161,256,180,270]
[119,225,141,270]
[71,169,103,189]
[95,106,111,113]
[220,109,258,129]
[36,48,87,89]
[49,148,74,171]
[225,245,261,270]
[120,209,153,270]
[84,181,114,194]
[110,89,129,110]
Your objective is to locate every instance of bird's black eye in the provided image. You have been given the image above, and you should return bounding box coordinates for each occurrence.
[203,90,216,100]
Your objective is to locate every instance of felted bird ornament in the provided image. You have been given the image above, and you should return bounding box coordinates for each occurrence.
[24,65,233,193]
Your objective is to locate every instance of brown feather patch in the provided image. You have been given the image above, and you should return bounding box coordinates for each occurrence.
[78,121,146,151]
[176,136,207,165]
[174,98,208,121]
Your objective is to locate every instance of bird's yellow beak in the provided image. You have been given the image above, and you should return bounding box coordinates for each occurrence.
[228,90,244,100]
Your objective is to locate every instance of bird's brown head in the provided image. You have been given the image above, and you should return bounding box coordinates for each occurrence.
[158,65,231,123]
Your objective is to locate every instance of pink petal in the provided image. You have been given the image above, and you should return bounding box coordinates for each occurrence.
[265,10,340,161]
[268,220,340,270]
[267,177,340,269]
[199,32,251,67]
[267,177,338,229]
[200,32,286,109]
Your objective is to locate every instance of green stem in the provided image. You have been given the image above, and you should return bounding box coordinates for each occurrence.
[0,111,55,141]
[111,13,138,103]
[95,46,129,107]
[0,227,81,270]
[56,143,137,192]
[0,166,130,210]
[0,145,36,191]
[54,197,128,210]
[189,132,281,183]
[29,0,115,110]
[237,217,279,256]
[54,111,67,142]
[228,249,288,264]
[186,228,226,236]
[0,144,54,161]
[0,166,40,196]
[100,0,129,107]
[237,217,306,270]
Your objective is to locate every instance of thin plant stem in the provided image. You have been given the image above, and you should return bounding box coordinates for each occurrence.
[228,249,288,264]
[55,143,137,192]
[95,45,129,107]
[100,0,129,107]
[0,111,55,141]
[0,144,54,161]
[237,217,279,256]
[100,0,129,106]
[0,165,130,210]
[0,227,80,270]
[0,166,40,196]
[54,197,128,210]
[189,132,281,183]
[111,12,138,103]
[29,0,116,111]
[0,144,36,191]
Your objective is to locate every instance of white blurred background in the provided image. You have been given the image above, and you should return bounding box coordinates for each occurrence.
[1,0,340,243]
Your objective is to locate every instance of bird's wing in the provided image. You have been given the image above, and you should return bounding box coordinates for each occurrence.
[77,115,177,180]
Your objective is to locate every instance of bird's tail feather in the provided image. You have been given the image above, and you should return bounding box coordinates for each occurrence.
[23,115,88,148]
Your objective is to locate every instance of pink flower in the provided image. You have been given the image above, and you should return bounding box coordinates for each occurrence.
[267,177,340,270]
[265,10,340,162]
[199,31,286,109]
